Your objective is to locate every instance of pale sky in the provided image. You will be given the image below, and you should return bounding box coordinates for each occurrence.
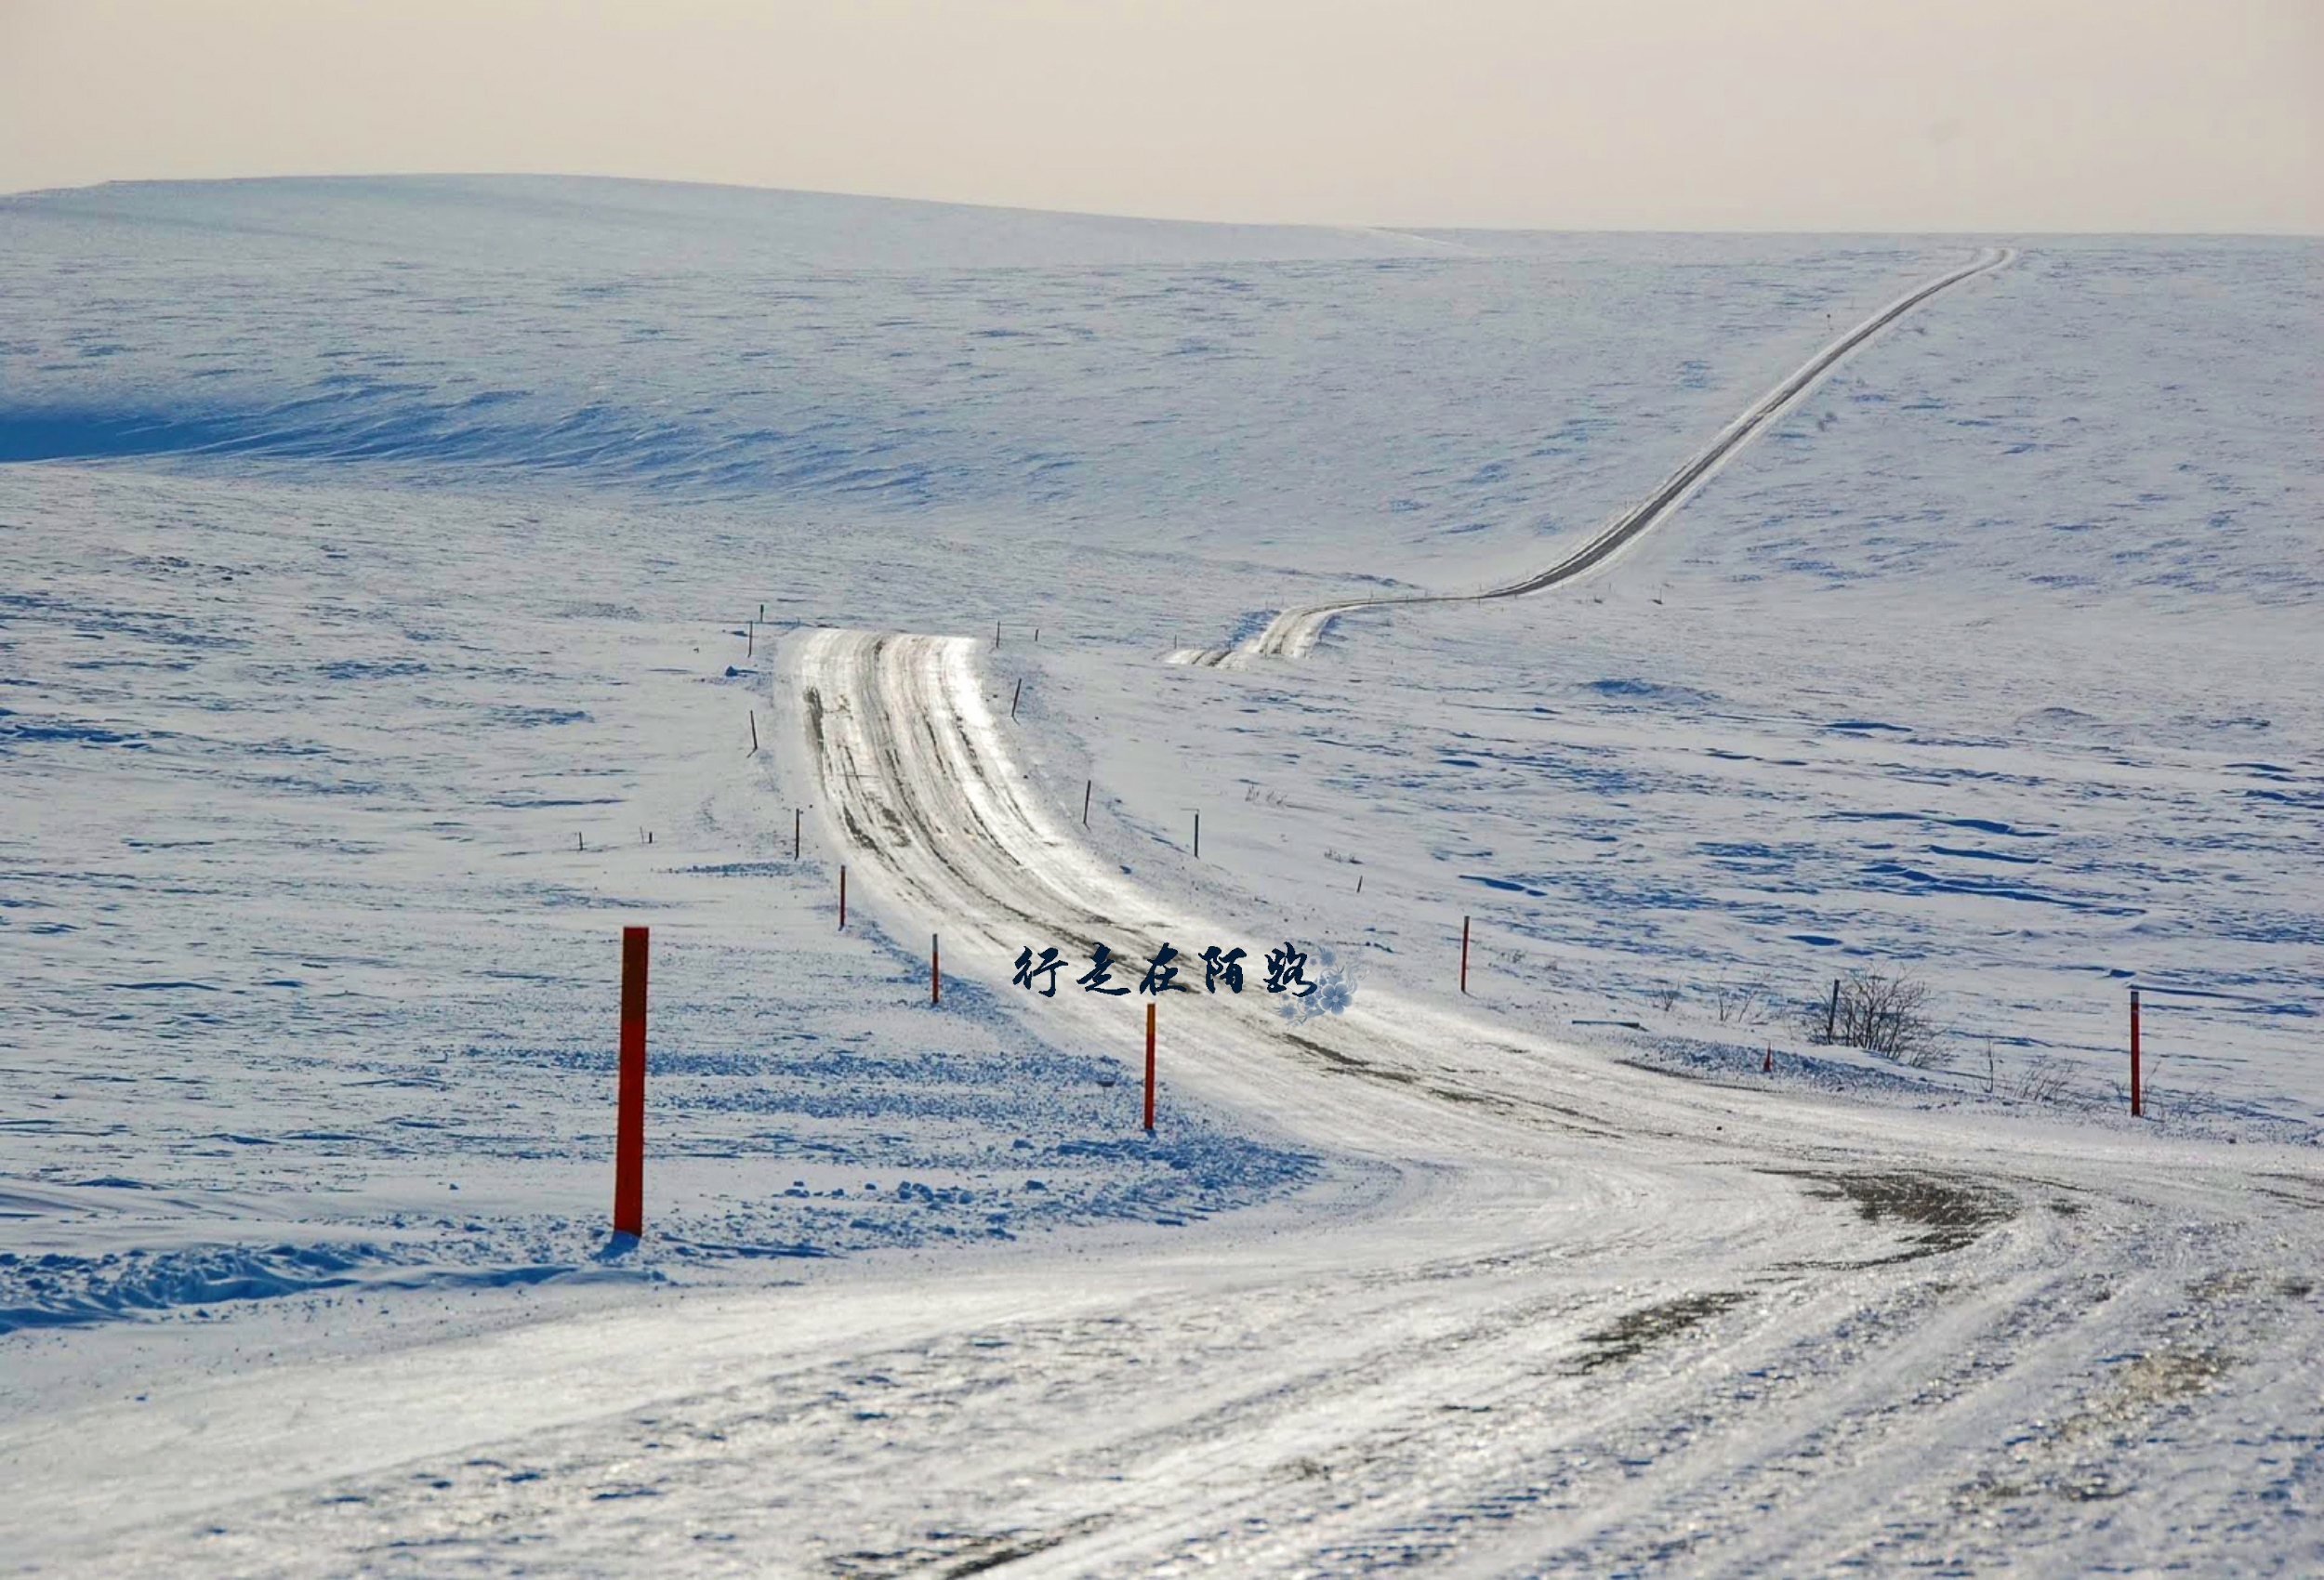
[2,0,2318,231]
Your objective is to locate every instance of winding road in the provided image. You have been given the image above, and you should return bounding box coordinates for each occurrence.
[772,619,2321,1574]
[1172,246,2015,666]
[758,246,2321,1572]
[27,245,2317,1577]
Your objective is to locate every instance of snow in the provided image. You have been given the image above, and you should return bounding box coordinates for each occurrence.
[1,177,2320,1574]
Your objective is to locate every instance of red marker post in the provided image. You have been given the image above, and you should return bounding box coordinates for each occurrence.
[2130,988,2143,1118]
[1143,1001,1157,1133]
[613,926,648,1238]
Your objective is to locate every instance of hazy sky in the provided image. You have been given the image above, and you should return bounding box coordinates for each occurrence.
[3,0,2318,231]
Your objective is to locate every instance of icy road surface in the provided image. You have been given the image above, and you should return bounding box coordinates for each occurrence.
[2,180,2318,1574]
[11,625,2319,1576]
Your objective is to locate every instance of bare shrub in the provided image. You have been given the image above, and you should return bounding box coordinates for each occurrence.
[2014,1055,2075,1104]
[1802,970,1946,1067]
[1651,984,1682,1013]
[1710,981,1768,1027]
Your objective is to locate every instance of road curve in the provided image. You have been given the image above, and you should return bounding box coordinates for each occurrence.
[751,253,2321,1570]
[778,625,2321,1574]
[1171,246,2014,667]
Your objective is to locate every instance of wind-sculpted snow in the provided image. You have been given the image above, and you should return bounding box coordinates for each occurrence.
[3,180,2320,1574]
[1,177,1976,534]
[0,467,1315,1343]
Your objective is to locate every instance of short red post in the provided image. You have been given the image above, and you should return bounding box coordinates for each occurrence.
[1763,1045,1774,1073]
[613,926,648,1238]
[1143,1001,1156,1133]
[838,863,847,930]
[1459,915,1471,994]
[2130,988,2143,1117]
[931,933,941,1007]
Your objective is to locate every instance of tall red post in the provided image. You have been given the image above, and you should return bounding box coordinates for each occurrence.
[2130,988,2143,1117]
[1143,1002,1156,1133]
[1460,915,1471,994]
[613,926,648,1238]
[838,864,847,930]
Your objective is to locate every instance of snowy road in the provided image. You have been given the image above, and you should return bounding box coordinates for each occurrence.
[8,219,2320,1574]
[20,627,2313,1575]
[750,628,2321,1573]
[1173,246,2015,666]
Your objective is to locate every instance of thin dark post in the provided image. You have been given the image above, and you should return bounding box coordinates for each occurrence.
[838,864,847,930]
[746,623,753,657]
[1356,875,1364,894]
[794,808,801,861]
[1083,779,1091,825]
[1143,1002,1156,1133]
[2131,989,2143,1117]
[994,621,1001,650]
[1193,810,1200,860]
[1460,915,1471,994]
[1826,979,1842,1043]
[931,934,941,1007]
[614,926,648,1237]
[1011,678,1022,718]
[748,710,758,753]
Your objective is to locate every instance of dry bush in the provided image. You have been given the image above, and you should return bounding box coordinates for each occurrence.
[2014,1055,2076,1104]
[1710,981,1768,1027]
[1802,970,1947,1068]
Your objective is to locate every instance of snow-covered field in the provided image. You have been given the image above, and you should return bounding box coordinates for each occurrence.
[2,177,2319,1574]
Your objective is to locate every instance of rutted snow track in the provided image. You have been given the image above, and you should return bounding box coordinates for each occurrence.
[1170,247,2015,667]
[772,627,2324,1575]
